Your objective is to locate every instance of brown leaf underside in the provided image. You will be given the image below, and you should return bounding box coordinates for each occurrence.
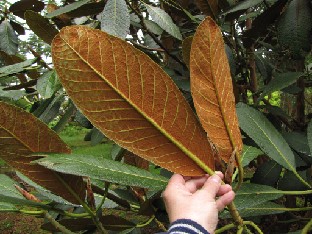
[0,101,85,203]
[52,26,215,176]
[190,17,243,163]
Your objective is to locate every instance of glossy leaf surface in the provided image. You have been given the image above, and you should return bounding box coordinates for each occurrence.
[190,17,242,162]
[237,103,310,188]
[52,26,215,176]
[237,103,295,170]
[234,183,284,210]
[241,145,262,167]
[0,101,85,203]
[221,201,285,218]
[35,153,168,190]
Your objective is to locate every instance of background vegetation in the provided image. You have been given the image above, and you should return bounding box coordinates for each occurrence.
[0,0,312,233]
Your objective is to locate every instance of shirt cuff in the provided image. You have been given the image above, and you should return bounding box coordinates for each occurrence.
[167,219,210,234]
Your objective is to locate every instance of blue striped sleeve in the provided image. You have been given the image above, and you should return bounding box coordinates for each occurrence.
[157,219,210,234]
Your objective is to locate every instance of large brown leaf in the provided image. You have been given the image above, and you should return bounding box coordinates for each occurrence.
[0,101,85,203]
[52,26,214,176]
[190,17,243,163]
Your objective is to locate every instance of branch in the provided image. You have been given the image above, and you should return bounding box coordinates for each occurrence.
[44,211,76,234]
[54,173,108,234]
[130,40,165,52]
[28,46,52,71]
[302,218,312,234]
[125,0,186,69]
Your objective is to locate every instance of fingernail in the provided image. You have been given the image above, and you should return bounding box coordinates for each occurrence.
[211,175,221,183]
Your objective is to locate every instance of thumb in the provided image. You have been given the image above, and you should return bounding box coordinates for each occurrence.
[201,174,222,199]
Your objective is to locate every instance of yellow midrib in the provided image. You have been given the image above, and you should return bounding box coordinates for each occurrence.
[57,28,214,175]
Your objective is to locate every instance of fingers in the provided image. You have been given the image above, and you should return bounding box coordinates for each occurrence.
[185,175,209,193]
[217,184,232,196]
[201,174,222,198]
[215,171,224,180]
[216,191,236,211]
[167,174,186,187]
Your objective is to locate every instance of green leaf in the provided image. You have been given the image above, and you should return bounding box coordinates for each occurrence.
[283,132,311,156]
[35,153,168,190]
[42,215,136,232]
[16,172,73,205]
[0,86,25,100]
[278,170,311,190]
[46,0,91,18]
[144,20,163,35]
[36,70,62,99]
[251,160,282,187]
[234,183,285,210]
[221,201,285,218]
[143,3,182,40]
[261,105,292,122]
[241,145,263,167]
[0,202,18,211]
[259,72,304,101]
[307,121,312,155]
[236,103,310,188]
[237,103,295,170]
[0,174,24,199]
[0,59,37,78]
[90,127,105,146]
[25,10,59,45]
[97,0,130,39]
[38,94,64,124]
[172,78,190,92]
[111,144,124,160]
[255,52,273,81]
[277,0,312,58]
[0,20,18,55]
[222,0,263,15]
[0,194,52,210]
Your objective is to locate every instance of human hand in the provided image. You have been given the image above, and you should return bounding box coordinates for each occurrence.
[162,172,235,234]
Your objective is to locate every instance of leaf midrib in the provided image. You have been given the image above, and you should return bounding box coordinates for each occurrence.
[244,111,311,188]
[59,30,214,175]
[198,20,236,153]
[39,156,168,186]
